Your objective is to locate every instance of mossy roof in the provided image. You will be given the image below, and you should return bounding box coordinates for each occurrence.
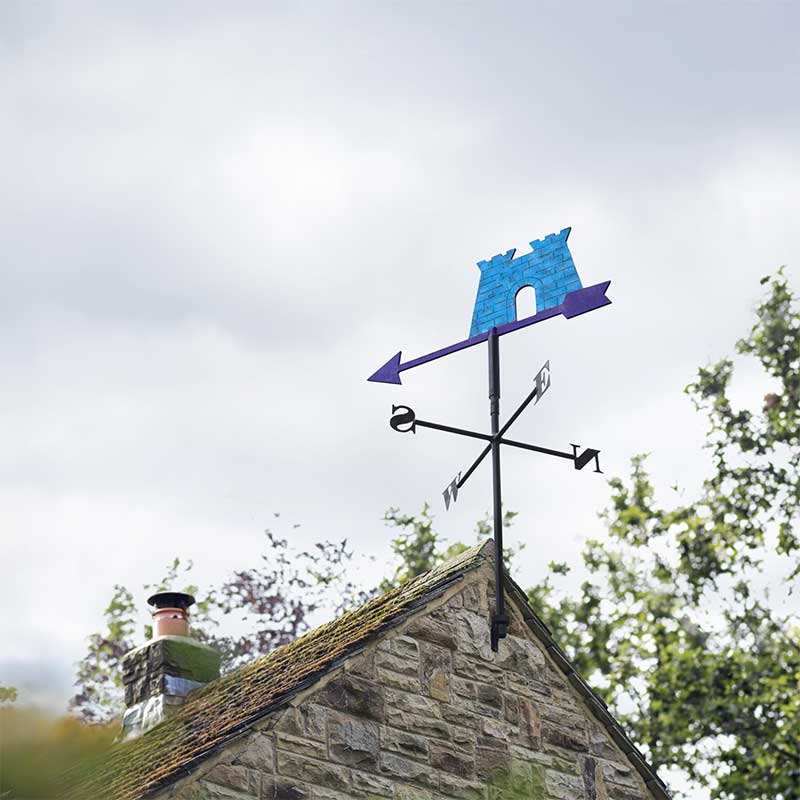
[70,542,490,800]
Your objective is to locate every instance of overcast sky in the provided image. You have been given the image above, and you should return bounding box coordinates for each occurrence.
[2,3,799,795]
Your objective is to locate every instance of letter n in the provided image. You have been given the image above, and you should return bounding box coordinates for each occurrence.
[571,444,603,473]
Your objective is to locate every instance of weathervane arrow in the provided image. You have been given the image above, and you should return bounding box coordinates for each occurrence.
[368,281,611,384]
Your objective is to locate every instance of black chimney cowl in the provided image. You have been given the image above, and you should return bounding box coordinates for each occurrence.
[147,591,196,611]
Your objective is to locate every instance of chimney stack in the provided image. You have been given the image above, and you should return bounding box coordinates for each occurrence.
[120,592,220,739]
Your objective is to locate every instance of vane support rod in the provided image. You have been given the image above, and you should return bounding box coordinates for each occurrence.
[457,380,543,490]
[488,328,508,651]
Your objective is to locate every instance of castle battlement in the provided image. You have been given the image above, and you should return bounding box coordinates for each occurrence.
[529,226,571,251]
[477,248,517,272]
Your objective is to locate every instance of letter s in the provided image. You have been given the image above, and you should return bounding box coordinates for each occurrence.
[390,405,416,434]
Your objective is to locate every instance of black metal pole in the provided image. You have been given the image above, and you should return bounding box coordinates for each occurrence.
[488,327,508,651]
[458,379,546,491]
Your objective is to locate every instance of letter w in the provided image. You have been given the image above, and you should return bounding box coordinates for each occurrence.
[442,473,461,510]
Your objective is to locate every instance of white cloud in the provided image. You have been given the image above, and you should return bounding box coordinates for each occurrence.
[1,16,799,800]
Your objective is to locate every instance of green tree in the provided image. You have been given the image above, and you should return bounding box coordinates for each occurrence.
[0,684,18,704]
[531,270,800,799]
[69,523,366,723]
[380,502,519,591]
[69,585,137,722]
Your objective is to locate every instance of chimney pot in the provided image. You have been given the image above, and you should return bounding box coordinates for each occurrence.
[147,592,195,638]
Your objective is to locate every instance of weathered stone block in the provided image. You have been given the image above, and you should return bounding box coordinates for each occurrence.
[264,777,306,800]
[486,760,546,800]
[543,720,588,753]
[420,642,451,703]
[440,703,479,729]
[482,717,513,743]
[394,785,442,800]
[438,773,485,799]
[327,712,380,768]
[380,752,438,788]
[274,703,327,742]
[503,693,520,726]
[600,758,639,787]
[346,650,376,680]
[191,779,257,800]
[451,675,476,700]
[375,650,418,676]
[453,654,504,684]
[430,742,474,778]
[496,634,547,680]
[376,666,422,693]
[233,731,275,771]
[316,675,385,723]
[405,616,457,651]
[387,636,420,661]
[475,742,510,781]
[203,764,261,796]
[276,731,328,760]
[350,768,394,798]
[386,688,439,717]
[385,707,452,740]
[546,767,589,800]
[276,751,349,792]
[454,611,494,662]
[380,725,429,761]
[459,582,486,614]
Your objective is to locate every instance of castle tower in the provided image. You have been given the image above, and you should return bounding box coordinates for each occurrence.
[469,227,583,337]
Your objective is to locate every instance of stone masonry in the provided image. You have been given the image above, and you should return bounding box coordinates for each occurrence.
[150,562,661,800]
[121,635,221,740]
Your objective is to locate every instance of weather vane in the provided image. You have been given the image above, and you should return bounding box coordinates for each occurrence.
[368,227,611,651]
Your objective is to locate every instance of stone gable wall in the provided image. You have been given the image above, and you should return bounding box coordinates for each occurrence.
[152,566,660,800]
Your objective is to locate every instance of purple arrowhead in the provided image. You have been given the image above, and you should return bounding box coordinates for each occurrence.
[561,281,612,319]
[368,352,403,384]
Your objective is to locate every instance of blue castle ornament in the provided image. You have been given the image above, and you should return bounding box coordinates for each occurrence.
[469,227,582,337]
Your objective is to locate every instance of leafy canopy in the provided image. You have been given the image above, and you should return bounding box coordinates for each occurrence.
[530,270,800,800]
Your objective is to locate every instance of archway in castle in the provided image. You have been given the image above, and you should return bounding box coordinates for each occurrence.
[514,285,537,321]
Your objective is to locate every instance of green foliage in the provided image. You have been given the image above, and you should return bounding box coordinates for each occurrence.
[0,684,18,704]
[530,271,800,800]
[69,525,369,722]
[69,585,136,722]
[380,503,520,592]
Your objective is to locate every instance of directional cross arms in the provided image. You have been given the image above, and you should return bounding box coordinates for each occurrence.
[389,361,603,510]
